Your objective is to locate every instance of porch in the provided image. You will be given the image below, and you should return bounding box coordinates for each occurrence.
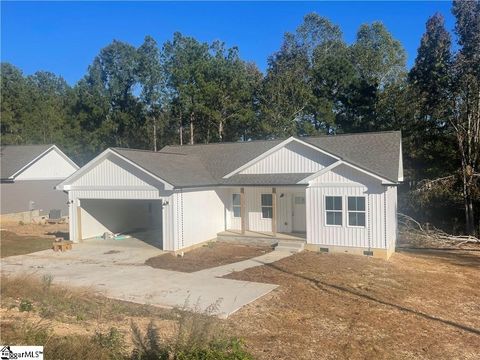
[225,186,308,237]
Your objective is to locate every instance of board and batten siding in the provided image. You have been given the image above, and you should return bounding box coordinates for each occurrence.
[306,164,389,250]
[171,188,227,250]
[66,155,177,249]
[15,148,78,180]
[225,186,305,233]
[240,141,336,174]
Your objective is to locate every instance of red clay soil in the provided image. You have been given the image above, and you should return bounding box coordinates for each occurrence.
[145,241,273,272]
[225,249,480,360]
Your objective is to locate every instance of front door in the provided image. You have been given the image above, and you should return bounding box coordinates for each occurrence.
[292,194,306,232]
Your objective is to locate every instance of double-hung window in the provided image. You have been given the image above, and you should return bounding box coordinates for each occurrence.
[232,194,241,218]
[325,196,342,226]
[261,194,273,219]
[348,196,366,227]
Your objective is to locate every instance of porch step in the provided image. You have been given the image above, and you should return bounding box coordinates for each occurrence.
[274,240,305,253]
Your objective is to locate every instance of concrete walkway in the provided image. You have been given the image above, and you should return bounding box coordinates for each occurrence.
[0,238,292,318]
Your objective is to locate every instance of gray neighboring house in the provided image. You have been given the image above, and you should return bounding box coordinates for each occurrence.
[1,144,79,220]
[57,131,403,259]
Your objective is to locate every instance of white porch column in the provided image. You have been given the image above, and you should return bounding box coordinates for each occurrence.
[240,187,246,234]
[272,187,277,235]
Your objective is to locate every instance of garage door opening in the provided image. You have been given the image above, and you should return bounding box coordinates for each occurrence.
[79,199,163,249]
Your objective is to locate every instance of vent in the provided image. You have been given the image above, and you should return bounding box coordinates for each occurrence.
[363,250,374,256]
[319,247,329,253]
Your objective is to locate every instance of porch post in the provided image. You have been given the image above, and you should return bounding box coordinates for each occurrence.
[272,187,277,235]
[240,187,246,234]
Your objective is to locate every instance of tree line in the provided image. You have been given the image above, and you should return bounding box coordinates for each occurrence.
[1,1,479,235]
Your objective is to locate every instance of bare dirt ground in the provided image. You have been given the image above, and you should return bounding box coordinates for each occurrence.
[0,219,69,239]
[225,249,480,360]
[0,221,69,257]
[145,241,273,272]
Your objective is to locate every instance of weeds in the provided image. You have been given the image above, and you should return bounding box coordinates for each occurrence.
[19,299,33,312]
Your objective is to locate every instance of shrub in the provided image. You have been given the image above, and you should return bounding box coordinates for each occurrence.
[130,300,253,360]
[19,299,34,312]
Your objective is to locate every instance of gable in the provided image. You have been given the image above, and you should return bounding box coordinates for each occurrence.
[239,141,337,175]
[308,163,383,188]
[70,155,158,190]
[15,148,78,180]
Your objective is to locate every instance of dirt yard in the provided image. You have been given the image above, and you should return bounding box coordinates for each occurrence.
[0,220,69,257]
[225,249,480,360]
[145,241,273,272]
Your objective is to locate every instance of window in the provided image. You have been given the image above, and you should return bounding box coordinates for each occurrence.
[232,194,241,218]
[348,196,366,227]
[325,196,342,226]
[261,194,273,219]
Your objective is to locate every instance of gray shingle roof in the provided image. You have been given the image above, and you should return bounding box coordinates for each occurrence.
[111,148,216,187]
[0,144,53,179]
[113,131,401,187]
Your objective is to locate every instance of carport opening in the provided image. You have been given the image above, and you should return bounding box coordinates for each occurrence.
[79,199,163,249]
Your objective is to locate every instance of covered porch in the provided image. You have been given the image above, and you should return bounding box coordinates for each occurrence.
[224,186,308,238]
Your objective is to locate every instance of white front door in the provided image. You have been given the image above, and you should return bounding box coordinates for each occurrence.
[292,194,306,232]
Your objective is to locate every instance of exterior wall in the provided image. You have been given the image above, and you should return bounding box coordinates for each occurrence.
[65,156,175,248]
[224,186,306,234]
[172,188,227,250]
[306,164,388,250]
[15,149,77,180]
[385,185,398,251]
[240,141,336,174]
[79,199,161,239]
[1,180,68,215]
[70,156,158,189]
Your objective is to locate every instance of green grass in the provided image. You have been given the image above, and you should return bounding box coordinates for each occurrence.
[0,230,53,257]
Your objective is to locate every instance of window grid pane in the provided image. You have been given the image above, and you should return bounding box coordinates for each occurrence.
[347,197,366,227]
[233,206,241,218]
[232,193,241,206]
[262,206,273,219]
[326,196,342,211]
[261,194,272,207]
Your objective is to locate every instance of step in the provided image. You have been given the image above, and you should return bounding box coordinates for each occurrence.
[274,240,305,253]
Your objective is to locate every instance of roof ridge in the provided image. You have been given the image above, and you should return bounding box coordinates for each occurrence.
[161,130,400,149]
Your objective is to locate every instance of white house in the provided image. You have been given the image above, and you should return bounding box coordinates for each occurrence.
[1,144,79,221]
[56,131,403,259]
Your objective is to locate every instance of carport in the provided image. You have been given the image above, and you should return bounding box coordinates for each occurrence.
[79,198,163,249]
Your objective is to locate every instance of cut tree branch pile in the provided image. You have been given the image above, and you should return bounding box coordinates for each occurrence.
[398,213,480,248]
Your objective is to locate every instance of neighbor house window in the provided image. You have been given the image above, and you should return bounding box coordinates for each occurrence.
[261,194,273,219]
[325,196,342,226]
[232,193,241,218]
[348,196,366,227]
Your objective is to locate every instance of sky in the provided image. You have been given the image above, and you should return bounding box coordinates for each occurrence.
[1,1,456,85]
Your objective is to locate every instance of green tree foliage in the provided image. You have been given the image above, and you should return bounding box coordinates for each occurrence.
[0,5,478,234]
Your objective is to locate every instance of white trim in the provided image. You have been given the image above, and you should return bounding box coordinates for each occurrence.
[324,195,343,227]
[65,185,158,191]
[346,195,367,228]
[299,159,396,185]
[9,145,79,180]
[56,148,174,191]
[260,192,273,219]
[297,161,342,184]
[223,137,340,179]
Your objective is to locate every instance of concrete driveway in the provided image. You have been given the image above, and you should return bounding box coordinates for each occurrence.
[0,237,291,318]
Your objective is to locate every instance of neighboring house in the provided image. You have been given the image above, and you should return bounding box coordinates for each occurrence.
[1,145,79,220]
[56,131,403,259]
